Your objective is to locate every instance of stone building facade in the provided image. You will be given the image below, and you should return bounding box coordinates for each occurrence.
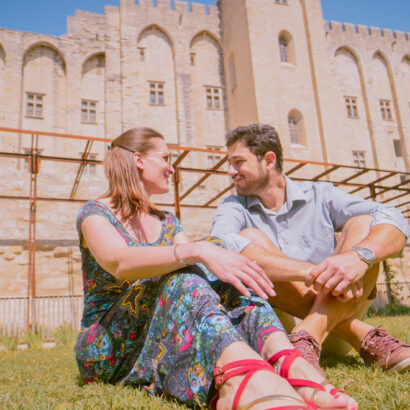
[0,0,408,298]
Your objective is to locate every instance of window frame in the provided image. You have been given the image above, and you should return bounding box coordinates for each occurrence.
[344,96,359,119]
[279,38,289,63]
[352,150,366,168]
[81,99,98,124]
[148,81,165,106]
[379,99,393,121]
[25,92,45,119]
[206,146,224,169]
[205,86,223,110]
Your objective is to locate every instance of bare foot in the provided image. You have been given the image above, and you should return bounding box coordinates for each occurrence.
[216,367,307,410]
[262,333,358,409]
[216,342,307,410]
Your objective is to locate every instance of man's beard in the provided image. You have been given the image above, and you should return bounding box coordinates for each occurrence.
[236,163,269,196]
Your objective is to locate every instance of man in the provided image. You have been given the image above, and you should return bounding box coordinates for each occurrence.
[211,123,410,374]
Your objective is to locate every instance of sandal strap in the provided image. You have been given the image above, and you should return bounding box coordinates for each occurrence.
[286,378,325,391]
[268,349,325,392]
[268,348,302,378]
[213,359,275,410]
[329,387,345,397]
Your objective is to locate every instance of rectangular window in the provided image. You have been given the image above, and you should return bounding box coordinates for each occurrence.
[279,39,288,63]
[380,99,392,120]
[26,93,44,118]
[352,150,366,167]
[81,100,97,123]
[205,87,222,109]
[88,154,97,176]
[206,146,223,169]
[149,82,165,105]
[344,96,358,118]
[393,139,402,157]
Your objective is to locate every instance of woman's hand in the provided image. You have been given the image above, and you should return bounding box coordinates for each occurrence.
[188,242,276,300]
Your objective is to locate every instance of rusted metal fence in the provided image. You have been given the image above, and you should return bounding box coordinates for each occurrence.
[0,295,83,337]
[0,127,409,334]
[1,282,408,337]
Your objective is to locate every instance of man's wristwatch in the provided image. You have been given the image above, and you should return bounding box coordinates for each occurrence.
[352,246,375,268]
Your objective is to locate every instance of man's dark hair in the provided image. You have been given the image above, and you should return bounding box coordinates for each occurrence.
[226,123,283,172]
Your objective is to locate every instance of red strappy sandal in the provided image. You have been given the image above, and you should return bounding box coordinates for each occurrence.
[268,349,345,405]
[210,358,317,410]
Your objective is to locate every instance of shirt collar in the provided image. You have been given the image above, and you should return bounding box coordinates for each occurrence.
[245,175,309,214]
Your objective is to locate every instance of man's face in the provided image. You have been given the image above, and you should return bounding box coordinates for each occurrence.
[227,141,269,196]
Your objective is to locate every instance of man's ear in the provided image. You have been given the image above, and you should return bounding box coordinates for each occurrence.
[134,153,145,171]
[264,151,277,170]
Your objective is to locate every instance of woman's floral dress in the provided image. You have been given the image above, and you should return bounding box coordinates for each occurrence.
[74,200,286,407]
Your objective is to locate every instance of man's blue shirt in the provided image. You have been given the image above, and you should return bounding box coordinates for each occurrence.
[211,176,409,264]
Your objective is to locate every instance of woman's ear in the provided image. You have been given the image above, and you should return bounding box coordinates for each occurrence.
[134,153,145,171]
[264,151,277,170]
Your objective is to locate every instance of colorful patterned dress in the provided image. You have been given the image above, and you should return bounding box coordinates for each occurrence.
[74,200,286,407]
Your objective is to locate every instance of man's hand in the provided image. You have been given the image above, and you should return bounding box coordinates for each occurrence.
[305,250,368,298]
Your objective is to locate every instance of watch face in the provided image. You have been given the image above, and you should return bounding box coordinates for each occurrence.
[354,247,374,262]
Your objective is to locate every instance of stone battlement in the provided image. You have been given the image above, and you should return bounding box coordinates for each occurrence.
[131,0,217,16]
[325,20,409,43]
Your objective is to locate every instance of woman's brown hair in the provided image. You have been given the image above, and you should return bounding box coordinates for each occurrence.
[101,127,165,220]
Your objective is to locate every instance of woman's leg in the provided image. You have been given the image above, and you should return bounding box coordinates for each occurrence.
[211,275,358,410]
[124,268,308,409]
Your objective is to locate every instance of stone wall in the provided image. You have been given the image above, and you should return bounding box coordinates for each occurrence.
[0,0,408,298]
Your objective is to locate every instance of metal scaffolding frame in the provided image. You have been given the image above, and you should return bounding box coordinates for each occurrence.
[0,126,409,329]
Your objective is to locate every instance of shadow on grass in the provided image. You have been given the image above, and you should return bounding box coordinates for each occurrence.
[322,354,362,370]
[76,374,87,387]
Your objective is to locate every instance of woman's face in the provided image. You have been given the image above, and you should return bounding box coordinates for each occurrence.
[137,137,174,197]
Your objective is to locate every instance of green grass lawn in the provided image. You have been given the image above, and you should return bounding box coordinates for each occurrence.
[0,316,409,409]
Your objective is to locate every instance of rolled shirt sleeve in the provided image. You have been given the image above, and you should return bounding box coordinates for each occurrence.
[325,183,409,238]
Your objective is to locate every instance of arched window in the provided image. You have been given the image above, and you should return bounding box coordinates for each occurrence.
[279,38,288,63]
[288,116,298,143]
[278,31,295,65]
[288,110,306,145]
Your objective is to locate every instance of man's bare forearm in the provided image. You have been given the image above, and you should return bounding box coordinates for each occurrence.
[241,242,313,282]
[353,224,406,262]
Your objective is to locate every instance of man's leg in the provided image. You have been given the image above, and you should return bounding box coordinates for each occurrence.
[240,216,410,372]
[241,215,377,346]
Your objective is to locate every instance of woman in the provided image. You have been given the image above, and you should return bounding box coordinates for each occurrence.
[75,127,358,410]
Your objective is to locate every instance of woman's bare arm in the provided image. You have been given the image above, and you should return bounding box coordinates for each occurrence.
[81,215,275,300]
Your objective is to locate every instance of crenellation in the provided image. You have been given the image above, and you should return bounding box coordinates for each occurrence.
[394,31,405,41]
[325,20,410,46]
[174,1,189,14]
[207,4,218,17]
[343,23,356,35]
[67,10,106,39]
[369,26,380,37]
[191,2,207,14]
[329,20,343,34]
[356,24,368,36]
[382,28,394,40]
